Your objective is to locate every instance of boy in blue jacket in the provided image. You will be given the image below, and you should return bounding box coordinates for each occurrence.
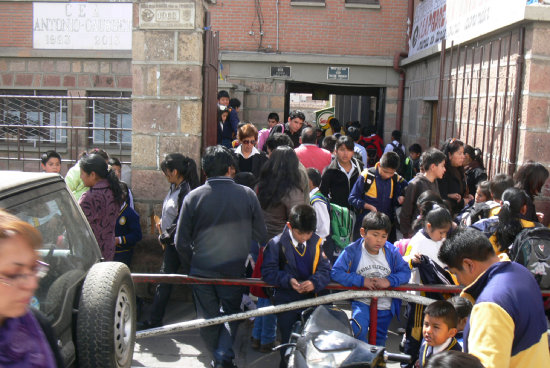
[331,211,410,346]
[349,151,408,242]
[113,202,142,268]
[262,204,331,367]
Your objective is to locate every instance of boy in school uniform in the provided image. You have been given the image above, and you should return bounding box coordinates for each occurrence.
[261,204,331,368]
[306,168,330,241]
[113,201,142,268]
[418,300,462,368]
[331,212,411,346]
[348,151,408,242]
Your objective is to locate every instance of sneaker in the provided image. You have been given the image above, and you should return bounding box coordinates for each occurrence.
[251,337,261,350]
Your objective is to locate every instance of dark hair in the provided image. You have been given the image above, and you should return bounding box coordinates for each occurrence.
[420,148,446,171]
[258,146,302,209]
[391,130,402,141]
[229,98,241,109]
[335,135,355,152]
[489,174,514,200]
[307,167,322,188]
[347,126,360,142]
[380,151,400,170]
[495,188,530,252]
[217,90,230,100]
[514,161,549,198]
[161,153,200,189]
[441,138,464,164]
[448,296,473,320]
[301,127,317,144]
[80,154,123,205]
[464,145,484,168]
[477,180,492,200]
[268,112,280,122]
[412,197,447,231]
[289,110,306,121]
[201,145,237,178]
[416,203,452,232]
[289,204,317,233]
[361,211,391,234]
[416,190,444,208]
[425,351,484,368]
[108,157,121,168]
[234,171,257,190]
[439,227,495,270]
[41,150,61,165]
[330,118,341,135]
[321,135,337,153]
[408,143,422,154]
[265,133,294,151]
[424,300,458,329]
[86,148,109,161]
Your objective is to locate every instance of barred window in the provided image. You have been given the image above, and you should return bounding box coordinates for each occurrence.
[87,92,132,148]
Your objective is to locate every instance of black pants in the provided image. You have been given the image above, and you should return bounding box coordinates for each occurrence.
[149,244,190,324]
[401,302,425,368]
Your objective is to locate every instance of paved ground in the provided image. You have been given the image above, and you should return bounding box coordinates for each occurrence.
[132,299,408,368]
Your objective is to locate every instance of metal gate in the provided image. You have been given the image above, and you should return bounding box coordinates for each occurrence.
[437,28,525,177]
[202,12,219,151]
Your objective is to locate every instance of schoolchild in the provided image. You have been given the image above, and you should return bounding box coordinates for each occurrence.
[306,168,330,241]
[514,161,549,223]
[448,296,473,348]
[425,351,484,368]
[474,180,491,203]
[331,212,410,346]
[402,204,454,367]
[400,148,447,238]
[402,143,422,181]
[358,125,384,167]
[348,151,408,242]
[261,204,331,367]
[108,157,134,208]
[40,150,62,174]
[418,300,462,368]
[320,135,364,209]
[113,201,142,268]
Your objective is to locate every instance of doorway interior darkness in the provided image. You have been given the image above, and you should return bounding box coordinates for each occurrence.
[284,81,385,137]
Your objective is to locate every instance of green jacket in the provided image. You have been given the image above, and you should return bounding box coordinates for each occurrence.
[65,162,88,201]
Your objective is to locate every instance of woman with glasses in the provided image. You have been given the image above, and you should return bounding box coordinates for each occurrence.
[0,209,63,367]
[235,123,268,180]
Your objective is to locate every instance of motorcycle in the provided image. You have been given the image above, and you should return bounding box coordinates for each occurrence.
[277,305,411,368]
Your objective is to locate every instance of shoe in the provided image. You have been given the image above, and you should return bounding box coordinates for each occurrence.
[137,320,161,331]
[251,337,261,350]
[211,360,238,368]
[259,342,276,353]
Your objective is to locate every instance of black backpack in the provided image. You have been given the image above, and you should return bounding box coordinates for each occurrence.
[458,201,500,227]
[509,227,550,289]
[391,142,406,176]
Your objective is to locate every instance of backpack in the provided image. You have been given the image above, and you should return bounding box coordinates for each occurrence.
[391,142,407,175]
[470,216,499,239]
[310,192,355,250]
[359,136,382,167]
[458,201,500,227]
[509,227,550,289]
[362,167,399,199]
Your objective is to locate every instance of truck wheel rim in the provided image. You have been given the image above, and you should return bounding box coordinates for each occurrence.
[114,284,133,366]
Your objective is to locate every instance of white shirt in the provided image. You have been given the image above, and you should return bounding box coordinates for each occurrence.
[384,140,406,155]
[288,226,303,251]
[356,245,392,310]
[309,187,330,240]
[235,144,260,158]
[354,143,368,167]
[337,160,358,180]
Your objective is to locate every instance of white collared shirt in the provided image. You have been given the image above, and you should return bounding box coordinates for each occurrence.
[433,337,454,355]
[309,187,330,240]
[337,160,357,180]
[288,227,304,251]
[235,144,260,158]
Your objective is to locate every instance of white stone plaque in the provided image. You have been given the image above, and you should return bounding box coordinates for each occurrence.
[33,3,132,50]
[139,2,195,30]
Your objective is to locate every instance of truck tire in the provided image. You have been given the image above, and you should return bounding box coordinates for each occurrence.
[76,262,136,368]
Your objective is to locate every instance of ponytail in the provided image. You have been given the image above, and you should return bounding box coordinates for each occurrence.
[106,169,123,205]
[80,154,123,205]
[161,153,200,189]
[424,205,452,231]
[495,188,528,252]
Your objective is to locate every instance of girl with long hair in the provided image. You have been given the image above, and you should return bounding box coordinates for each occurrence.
[438,138,472,215]
[514,161,549,223]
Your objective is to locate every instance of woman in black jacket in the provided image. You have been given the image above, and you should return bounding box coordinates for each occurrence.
[234,123,268,179]
[438,138,473,215]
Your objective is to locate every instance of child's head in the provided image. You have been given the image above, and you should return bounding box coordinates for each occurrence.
[307,168,322,189]
[346,126,361,142]
[391,130,402,142]
[108,157,122,180]
[423,205,452,242]
[322,135,337,153]
[420,148,447,178]
[360,212,391,255]
[234,171,257,190]
[425,351,484,368]
[41,150,61,174]
[217,90,230,106]
[288,204,317,244]
[475,180,492,203]
[408,143,422,160]
[448,296,473,333]
[495,187,530,252]
[489,173,514,201]
[423,300,458,347]
[514,161,549,198]
[334,136,355,164]
[463,145,484,168]
[379,152,399,179]
[267,112,280,128]
[220,110,229,122]
[229,98,241,111]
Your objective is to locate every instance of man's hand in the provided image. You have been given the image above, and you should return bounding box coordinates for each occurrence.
[373,278,390,289]
[363,278,377,290]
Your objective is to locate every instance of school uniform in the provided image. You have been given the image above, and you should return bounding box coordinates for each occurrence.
[418,337,462,368]
[113,202,142,268]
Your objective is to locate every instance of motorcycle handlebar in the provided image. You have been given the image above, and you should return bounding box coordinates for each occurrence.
[385,352,412,363]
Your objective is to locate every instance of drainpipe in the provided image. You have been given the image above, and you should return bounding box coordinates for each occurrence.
[276,0,280,52]
[393,0,415,131]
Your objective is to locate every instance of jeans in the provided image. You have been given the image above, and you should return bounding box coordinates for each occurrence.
[252,297,277,344]
[192,284,247,363]
[351,301,394,346]
[149,244,190,324]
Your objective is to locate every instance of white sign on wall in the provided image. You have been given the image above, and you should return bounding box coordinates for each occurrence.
[409,0,527,57]
[33,3,132,50]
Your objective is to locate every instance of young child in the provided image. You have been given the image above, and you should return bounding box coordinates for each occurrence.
[261,204,331,367]
[400,148,447,238]
[331,212,410,346]
[448,296,473,348]
[514,161,549,223]
[403,204,454,367]
[424,351,484,368]
[418,300,462,368]
[113,201,142,268]
[349,151,408,242]
[474,180,491,203]
[41,150,62,174]
[403,143,422,181]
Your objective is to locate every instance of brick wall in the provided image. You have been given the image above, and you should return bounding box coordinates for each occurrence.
[0,2,32,48]
[209,0,408,56]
